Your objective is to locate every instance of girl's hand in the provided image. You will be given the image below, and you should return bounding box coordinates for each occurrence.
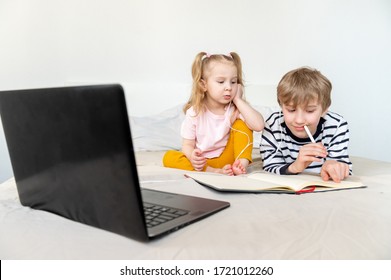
[288,143,328,174]
[230,84,265,132]
[232,84,244,104]
[190,149,207,171]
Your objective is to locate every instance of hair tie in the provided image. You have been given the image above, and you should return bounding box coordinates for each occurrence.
[202,53,211,61]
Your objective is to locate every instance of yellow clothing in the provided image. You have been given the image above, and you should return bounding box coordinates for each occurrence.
[163,119,253,171]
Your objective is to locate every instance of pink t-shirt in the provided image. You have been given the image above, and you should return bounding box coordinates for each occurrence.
[181,106,238,158]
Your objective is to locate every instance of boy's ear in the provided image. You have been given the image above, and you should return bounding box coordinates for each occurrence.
[321,107,330,117]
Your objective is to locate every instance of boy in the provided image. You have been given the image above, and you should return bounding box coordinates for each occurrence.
[260,67,352,183]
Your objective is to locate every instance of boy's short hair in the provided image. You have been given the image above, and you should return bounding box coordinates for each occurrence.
[277,66,332,111]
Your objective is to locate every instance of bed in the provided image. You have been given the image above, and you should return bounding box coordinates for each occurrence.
[1,104,391,260]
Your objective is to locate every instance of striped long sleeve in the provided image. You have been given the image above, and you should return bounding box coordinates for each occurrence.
[260,111,352,175]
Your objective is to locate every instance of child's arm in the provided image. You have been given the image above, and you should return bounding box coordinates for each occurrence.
[260,122,289,174]
[320,117,352,182]
[260,116,324,175]
[324,118,352,174]
[287,143,328,174]
[182,138,206,171]
[320,160,350,183]
[232,85,264,132]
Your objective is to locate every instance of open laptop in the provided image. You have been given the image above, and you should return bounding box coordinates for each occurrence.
[0,84,230,241]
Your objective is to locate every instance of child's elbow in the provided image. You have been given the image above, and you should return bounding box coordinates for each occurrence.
[251,122,265,132]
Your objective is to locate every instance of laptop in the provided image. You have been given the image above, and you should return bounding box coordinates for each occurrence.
[0,84,230,241]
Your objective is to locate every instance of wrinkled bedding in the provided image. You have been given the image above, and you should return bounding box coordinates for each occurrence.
[1,150,390,260]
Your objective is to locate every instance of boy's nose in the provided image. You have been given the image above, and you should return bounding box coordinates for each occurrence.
[294,112,305,123]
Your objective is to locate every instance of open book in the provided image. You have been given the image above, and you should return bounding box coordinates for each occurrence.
[185,171,366,194]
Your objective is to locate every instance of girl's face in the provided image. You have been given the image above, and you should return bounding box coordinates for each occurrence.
[282,101,327,138]
[201,61,238,110]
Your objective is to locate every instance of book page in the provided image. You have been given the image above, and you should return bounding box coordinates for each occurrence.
[247,172,364,191]
[186,172,297,192]
[186,171,364,193]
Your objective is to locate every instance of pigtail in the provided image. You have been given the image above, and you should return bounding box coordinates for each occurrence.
[184,52,207,114]
[229,52,243,86]
[227,52,247,123]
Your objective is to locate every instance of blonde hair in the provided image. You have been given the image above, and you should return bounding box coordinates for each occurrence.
[277,66,332,111]
[183,52,244,114]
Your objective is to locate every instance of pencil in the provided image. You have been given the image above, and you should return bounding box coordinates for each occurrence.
[304,125,316,143]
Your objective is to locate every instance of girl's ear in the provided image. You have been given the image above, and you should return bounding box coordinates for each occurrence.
[200,79,207,92]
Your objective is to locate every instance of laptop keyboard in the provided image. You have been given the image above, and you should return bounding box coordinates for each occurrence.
[143,202,189,228]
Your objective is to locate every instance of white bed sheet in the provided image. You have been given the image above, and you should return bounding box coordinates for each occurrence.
[1,151,391,260]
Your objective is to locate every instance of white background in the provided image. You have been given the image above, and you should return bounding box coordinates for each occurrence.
[2,260,390,280]
[1,0,390,182]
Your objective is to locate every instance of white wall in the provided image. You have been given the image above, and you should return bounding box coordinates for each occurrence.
[1,0,390,182]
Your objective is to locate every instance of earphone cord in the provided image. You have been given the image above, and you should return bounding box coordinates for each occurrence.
[229,125,253,161]
[226,101,253,161]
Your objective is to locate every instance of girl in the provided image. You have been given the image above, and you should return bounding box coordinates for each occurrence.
[163,52,264,175]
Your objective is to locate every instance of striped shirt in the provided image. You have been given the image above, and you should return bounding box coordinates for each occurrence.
[260,111,352,175]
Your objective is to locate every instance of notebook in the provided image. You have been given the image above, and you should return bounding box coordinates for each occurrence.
[0,84,230,241]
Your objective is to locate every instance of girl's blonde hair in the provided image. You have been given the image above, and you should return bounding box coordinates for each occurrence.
[277,66,332,111]
[183,52,244,114]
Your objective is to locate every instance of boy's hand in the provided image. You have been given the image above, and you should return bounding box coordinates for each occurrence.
[288,143,328,174]
[190,149,207,171]
[320,160,350,183]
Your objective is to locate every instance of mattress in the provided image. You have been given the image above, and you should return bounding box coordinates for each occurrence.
[1,150,391,260]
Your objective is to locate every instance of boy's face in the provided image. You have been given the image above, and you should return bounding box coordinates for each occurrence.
[282,101,327,139]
